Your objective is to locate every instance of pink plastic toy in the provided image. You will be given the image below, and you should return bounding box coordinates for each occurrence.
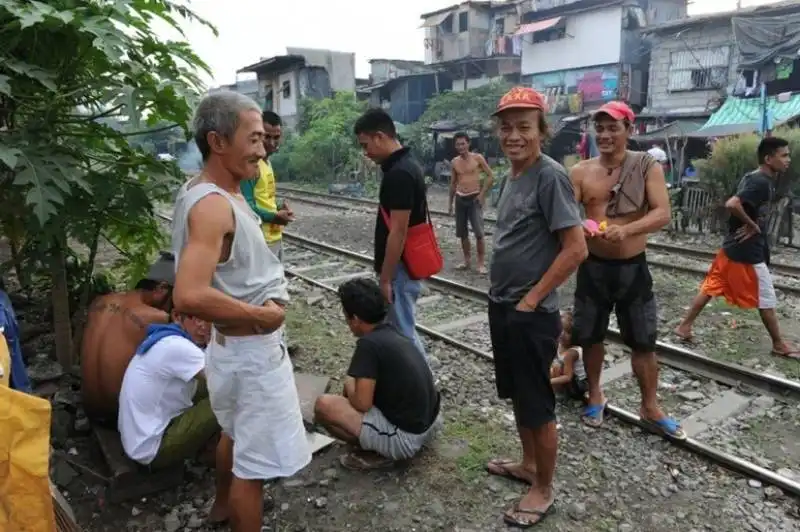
[583,219,600,235]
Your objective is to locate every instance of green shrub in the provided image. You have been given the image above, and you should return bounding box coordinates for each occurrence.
[695,128,800,201]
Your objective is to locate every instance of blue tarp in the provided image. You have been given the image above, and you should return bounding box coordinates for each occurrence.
[1,290,31,393]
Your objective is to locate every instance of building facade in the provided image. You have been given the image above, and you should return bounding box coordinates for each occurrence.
[420,1,522,91]
[519,0,686,115]
[238,49,355,130]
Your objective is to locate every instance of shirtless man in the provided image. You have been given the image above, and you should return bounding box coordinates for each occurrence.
[172,90,309,531]
[570,101,685,439]
[81,253,174,425]
[448,132,494,273]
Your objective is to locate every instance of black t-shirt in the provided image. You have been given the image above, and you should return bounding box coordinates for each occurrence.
[374,147,427,273]
[347,323,438,434]
[722,171,774,264]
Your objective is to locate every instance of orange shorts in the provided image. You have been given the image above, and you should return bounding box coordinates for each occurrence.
[700,250,777,310]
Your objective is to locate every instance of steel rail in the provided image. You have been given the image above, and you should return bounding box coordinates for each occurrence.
[282,231,800,403]
[155,211,800,495]
[280,232,800,498]
[278,185,800,279]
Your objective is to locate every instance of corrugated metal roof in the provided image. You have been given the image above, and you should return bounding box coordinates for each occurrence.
[690,93,800,137]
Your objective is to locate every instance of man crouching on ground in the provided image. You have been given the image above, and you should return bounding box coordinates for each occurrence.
[118,301,218,469]
[314,278,442,470]
[172,90,310,531]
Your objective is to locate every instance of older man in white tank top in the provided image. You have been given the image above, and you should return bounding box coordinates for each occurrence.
[171,91,310,530]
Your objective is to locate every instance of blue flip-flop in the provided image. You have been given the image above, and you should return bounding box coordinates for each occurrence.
[641,416,687,440]
[581,402,607,428]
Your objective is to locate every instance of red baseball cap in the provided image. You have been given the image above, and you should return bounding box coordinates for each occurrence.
[593,101,635,122]
[493,87,548,116]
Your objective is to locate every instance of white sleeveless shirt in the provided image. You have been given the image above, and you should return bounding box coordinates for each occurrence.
[171,180,289,305]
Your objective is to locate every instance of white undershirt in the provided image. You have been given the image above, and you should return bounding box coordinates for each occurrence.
[118,335,205,464]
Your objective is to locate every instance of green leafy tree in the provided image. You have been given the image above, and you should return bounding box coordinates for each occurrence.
[406,81,511,160]
[0,0,213,367]
[271,92,367,183]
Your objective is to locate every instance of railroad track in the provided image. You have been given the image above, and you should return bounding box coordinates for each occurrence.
[278,186,800,296]
[155,211,800,497]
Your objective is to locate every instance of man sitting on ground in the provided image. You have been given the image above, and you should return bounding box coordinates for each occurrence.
[314,278,442,470]
[118,301,218,469]
[81,252,175,426]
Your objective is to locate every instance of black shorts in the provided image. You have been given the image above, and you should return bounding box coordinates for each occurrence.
[488,302,561,429]
[571,253,658,352]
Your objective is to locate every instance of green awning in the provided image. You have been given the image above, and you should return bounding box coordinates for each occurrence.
[689,94,800,138]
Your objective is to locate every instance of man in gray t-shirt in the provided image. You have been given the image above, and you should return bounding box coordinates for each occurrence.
[484,87,587,529]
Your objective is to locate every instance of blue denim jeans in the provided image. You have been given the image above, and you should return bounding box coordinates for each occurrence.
[387,263,427,362]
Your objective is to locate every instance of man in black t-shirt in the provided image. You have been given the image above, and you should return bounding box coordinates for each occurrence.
[353,108,428,362]
[676,137,798,359]
[314,278,441,470]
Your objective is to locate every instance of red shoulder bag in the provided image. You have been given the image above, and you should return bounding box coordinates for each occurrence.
[380,197,443,280]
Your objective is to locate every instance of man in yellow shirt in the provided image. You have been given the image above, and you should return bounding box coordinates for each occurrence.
[241,110,293,260]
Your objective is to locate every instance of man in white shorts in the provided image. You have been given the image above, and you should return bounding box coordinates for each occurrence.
[314,278,441,470]
[172,90,310,530]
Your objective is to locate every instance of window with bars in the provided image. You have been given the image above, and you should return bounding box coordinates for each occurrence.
[668,46,730,92]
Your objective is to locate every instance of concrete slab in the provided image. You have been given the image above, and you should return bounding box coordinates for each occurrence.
[317,270,372,284]
[292,261,343,273]
[681,390,753,437]
[93,426,184,503]
[433,313,486,333]
[417,295,443,306]
[295,373,332,427]
[306,431,337,454]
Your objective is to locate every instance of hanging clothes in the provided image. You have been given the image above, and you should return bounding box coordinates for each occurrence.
[512,35,522,56]
[496,36,506,54]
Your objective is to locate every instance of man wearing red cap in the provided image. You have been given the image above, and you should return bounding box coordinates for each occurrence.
[569,101,683,438]
[485,87,587,528]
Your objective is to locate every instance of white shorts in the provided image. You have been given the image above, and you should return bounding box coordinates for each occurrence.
[206,328,310,480]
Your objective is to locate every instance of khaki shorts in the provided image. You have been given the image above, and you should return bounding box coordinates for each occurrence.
[150,380,219,469]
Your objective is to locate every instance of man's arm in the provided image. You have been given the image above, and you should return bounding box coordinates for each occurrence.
[240,179,278,223]
[619,162,671,237]
[345,342,378,413]
[477,154,494,199]
[448,161,458,213]
[379,170,415,286]
[520,173,588,309]
[173,194,284,329]
[725,178,768,230]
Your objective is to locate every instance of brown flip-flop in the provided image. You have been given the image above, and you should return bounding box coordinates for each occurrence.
[503,501,555,529]
[485,459,533,485]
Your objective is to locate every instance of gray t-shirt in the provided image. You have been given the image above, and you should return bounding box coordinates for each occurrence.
[489,155,582,312]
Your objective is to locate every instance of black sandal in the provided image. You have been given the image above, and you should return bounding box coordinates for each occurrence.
[503,502,555,529]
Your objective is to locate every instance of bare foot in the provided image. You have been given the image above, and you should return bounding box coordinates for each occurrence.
[455,263,470,271]
[485,458,536,485]
[206,500,228,525]
[503,485,555,528]
[771,342,800,359]
[477,265,487,275]
[673,324,693,342]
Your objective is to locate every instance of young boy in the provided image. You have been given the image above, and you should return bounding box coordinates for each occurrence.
[550,311,587,399]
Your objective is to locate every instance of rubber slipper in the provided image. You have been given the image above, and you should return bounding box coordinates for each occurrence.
[770,350,800,360]
[339,451,395,471]
[485,459,533,485]
[641,416,687,440]
[673,329,694,343]
[503,501,555,529]
[581,401,607,428]
[454,264,470,271]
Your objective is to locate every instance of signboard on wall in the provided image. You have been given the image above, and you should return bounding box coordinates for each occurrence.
[530,64,619,112]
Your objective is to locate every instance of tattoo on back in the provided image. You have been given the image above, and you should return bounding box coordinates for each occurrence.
[89,301,146,329]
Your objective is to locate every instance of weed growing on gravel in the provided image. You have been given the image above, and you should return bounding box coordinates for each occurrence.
[441,413,517,482]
